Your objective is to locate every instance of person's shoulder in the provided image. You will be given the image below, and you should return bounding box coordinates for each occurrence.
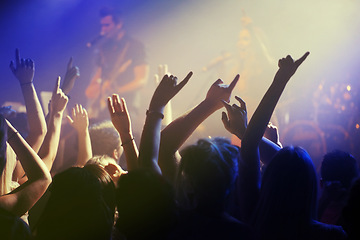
[309,220,347,240]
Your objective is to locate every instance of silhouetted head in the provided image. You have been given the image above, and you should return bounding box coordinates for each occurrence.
[176,137,239,213]
[35,165,115,240]
[321,150,359,189]
[115,169,177,240]
[89,121,122,162]
[86,155,127,186]
[253,146,318,238]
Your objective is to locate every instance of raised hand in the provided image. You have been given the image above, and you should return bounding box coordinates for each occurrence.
[274,52,310,84]
[264,122,282,147]
[221,96,248,139]
[149,72,193,111]
[50,77,69,114]
[67,104,89,133]
[205,74,240,110]
[107,94,132,136]
[108,94,138,170]
[9,48,34,85]
[67,104,92,166]
[61,57,80,95]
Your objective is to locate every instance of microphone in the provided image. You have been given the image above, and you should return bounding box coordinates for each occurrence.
[86,34,104,48]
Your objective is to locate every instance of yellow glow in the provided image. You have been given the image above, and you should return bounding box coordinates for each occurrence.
[347,85,351,91]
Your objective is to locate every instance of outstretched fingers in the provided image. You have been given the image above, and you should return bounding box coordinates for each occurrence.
[112,94,122,113]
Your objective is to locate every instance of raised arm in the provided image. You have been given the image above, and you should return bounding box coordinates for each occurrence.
[67,104,92,166]
[138,72,192,174]
[9,49,47,152]
[154,64,172,126]
[108,94,138,170]
[0,117,51,217]
[221,97,281,165]
[159,74,239,183]
[241,52,309,164]
[239,52,309,222]
[38,77,69,171]
[117,64,149,94]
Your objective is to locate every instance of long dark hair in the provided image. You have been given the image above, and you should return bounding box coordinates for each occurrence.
[252,146,318,239]
[35,165,115,240]
[176,137,239,213]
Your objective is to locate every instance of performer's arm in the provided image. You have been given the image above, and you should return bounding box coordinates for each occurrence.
[85,67,102,99]
[117,64,149,93]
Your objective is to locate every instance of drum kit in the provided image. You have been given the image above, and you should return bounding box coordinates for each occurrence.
[280,81,359,169]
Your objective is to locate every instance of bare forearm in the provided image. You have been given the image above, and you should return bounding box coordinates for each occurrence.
[120,132,138,170]
[159,100,218,182]
[259,137,281,166]
[3,129,50,217]
[76,129,92,166]
[241,79,286,156]
[161,99,218,154]
[21,83,47,152]
[38,113,63,170]
[138,109,164,174]
[7,126,50,182]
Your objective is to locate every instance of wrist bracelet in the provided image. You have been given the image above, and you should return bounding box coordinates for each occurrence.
[20,81,33,86]
[146,109,164,119]
[121,137,134,146]
[8,131,19,141]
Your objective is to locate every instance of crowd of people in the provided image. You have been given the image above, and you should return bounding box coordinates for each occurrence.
[1,7,360,240]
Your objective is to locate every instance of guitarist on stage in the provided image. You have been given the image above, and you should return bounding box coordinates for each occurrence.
[85,6,149,122]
